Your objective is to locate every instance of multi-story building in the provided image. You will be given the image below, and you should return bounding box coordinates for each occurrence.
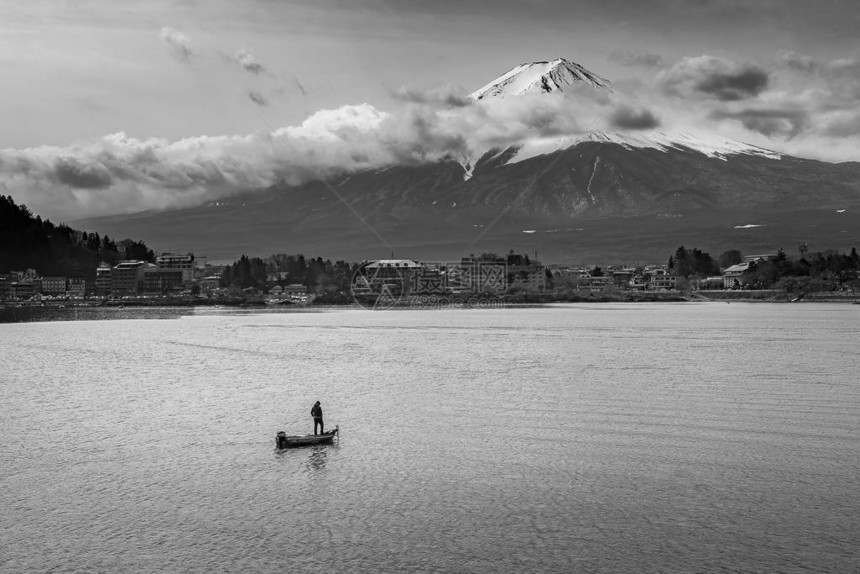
[96,264,112,296]
[356,260,423,296]
[722,262,752,289]
[648,270,677,291]
[111,260,147,296]
[10,281,37,299]
[156,253,195,282]
[143,268,184,294]
[67,278,86,296]
[41,277,67,295]
[509,265,547,292]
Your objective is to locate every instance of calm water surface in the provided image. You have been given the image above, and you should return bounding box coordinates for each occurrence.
[1,303,858,573]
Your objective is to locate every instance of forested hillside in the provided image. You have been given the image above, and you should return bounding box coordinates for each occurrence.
[0,195,154,280]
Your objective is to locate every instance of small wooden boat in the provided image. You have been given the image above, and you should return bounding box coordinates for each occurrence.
[276,426,339,449]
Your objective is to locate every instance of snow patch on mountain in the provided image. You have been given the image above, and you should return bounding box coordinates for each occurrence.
[470,58,611,100]
[501,130,782,165]
[456,154,476,180]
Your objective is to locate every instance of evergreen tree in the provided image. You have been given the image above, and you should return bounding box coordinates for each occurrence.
[718,249,742,269]
[0,194,157,281]
[670,246,719,278]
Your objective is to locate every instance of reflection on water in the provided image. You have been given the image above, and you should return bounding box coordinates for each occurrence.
[1,303,858,573]
[0,304,325,324]
[306,445,329,472]
[0,305,193,323]
[274,440,337,473]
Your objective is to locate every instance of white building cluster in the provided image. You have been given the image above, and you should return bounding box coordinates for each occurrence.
[0,252,205,300]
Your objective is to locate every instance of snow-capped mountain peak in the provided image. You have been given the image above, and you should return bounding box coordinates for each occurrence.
[463,57,781,173]
[469,58,611,100]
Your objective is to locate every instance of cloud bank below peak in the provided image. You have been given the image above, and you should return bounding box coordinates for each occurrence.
[0,90,665,221]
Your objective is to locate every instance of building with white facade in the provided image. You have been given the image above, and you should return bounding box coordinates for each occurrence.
[156,253,195,282]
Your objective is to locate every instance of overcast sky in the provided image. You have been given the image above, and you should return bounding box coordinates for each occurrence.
[2,0,860,220]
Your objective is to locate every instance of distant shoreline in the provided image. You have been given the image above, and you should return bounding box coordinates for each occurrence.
[3,291,859,309]
[2,292,857,324]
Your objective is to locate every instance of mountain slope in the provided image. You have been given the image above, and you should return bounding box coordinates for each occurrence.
[73,142,860,263]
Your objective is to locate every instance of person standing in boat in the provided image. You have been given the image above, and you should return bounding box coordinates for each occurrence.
[311,401,324,435]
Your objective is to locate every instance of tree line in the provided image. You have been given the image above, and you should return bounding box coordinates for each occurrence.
[0,195,154,280]
[669,245,860,292]
[219,254,359,301]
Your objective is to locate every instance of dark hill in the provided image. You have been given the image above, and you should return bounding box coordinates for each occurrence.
[0,195,154,279]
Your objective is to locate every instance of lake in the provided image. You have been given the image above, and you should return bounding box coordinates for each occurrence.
[1,303,858,573]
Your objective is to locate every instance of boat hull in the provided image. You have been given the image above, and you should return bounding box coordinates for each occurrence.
[276,427,339,449]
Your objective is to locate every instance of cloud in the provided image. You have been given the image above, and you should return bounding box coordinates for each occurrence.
[711,107,809,138]
[609,50,665,69]
[1,131,288,220]
[0,92,630,220]
[659,56,769,101]
[610,105,660,130]
[779,53,860,100]
[247,90,268,106]
[160,27,193,61]
[772,54,860,122]
[822,111,860,138]
[821,57,860,101]
[781,51,819,74]
[390,85,471,107]
[53,158,114,189]
[825,57,860,75]
[236,49,265,75]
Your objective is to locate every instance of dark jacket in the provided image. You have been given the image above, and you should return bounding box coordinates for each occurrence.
[311,404,323,419]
